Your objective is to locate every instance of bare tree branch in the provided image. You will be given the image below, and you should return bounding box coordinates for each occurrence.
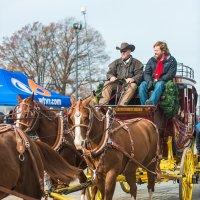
[0,18,110,96]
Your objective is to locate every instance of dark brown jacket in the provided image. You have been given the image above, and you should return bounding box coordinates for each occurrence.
[106,56,143,84]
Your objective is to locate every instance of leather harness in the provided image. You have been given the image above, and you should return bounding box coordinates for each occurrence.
[69,107,159,176]
[0,124,44,199]
[14,102,64,151]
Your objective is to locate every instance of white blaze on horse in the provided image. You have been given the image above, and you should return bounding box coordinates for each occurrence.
[74,108,83,149]
[68,96,160,200]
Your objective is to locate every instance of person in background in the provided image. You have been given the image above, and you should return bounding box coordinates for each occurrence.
[0,112,5,123]
[6,109,14,124]
[99,42,143,105]
[196,116,200,155]
[139,41,177,105]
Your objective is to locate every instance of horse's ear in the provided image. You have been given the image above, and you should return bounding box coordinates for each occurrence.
[27,93,34,103]
[70,95,76,106]
[63,108,68,116]
[17,95,23,103]
[82,96,93,106]
[31,93,34,101]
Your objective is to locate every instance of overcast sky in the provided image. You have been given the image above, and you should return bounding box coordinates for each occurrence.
[0,0,199,90]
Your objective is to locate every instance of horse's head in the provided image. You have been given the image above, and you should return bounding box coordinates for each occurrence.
[14,94,40,132]
[68,96,95,149]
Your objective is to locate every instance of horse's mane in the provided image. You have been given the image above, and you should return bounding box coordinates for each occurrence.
[34,101,57,118]
[90,106,104,121]
[35,140,81,183]
[35,101,49,110]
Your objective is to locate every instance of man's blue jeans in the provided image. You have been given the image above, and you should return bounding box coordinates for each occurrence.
[139,81,165,105]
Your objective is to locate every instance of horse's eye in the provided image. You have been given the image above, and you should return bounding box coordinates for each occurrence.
[83,117,88,123]
[68,116,73,124]
[75,112,80,117]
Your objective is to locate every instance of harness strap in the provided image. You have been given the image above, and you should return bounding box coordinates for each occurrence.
[82,153,96,170]
[146,156,158,168]
[27,108,40,132]
[27,147,44,191]
[0,185,39,200]
[110,118,143,134]
[113,118,160,171]
[14,103,41,133]
[52,115,64,150]
[69,124,88,130]
[109,141,157,175]
[15,129,26,155]
[0,124,13,134]
[83,140,157,176]
[15,127,44,194]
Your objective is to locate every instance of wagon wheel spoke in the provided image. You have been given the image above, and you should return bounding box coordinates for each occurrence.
[179,147,195,200]
[86,186,102,200]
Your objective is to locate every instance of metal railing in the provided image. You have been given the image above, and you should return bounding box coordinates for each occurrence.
[176,63,194,80]
[143,62,195,80]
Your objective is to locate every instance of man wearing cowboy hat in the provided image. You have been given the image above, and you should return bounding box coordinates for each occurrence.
[99,42,143,105]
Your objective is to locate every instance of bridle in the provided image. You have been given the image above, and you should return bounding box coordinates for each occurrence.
[68,105,106,147]
[14,101,53,133]
[14,102,40,133]
[14,100,65,151]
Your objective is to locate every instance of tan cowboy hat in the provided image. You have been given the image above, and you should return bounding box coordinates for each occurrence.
[116,42,135,52]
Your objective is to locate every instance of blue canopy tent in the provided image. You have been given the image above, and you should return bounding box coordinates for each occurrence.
[0,68,71,108]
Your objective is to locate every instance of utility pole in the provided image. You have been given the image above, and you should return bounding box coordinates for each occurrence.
[81,6,93,92]
[73,23,82,99]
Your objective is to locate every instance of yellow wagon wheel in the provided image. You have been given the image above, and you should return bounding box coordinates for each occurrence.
[119,181,130,193]
[86,186,102,200]
[179,147,195,200]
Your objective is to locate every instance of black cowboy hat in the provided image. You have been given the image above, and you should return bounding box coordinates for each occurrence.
[116,42,135,52]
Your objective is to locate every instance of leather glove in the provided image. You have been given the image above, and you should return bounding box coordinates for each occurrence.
[110,76,117,82]
[147,81,153,90]
[126,78,134,83]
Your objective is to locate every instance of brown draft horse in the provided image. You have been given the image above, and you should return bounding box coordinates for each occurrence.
[68,96,160,200]
[14,95,87,198]
[0,124,80,199]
